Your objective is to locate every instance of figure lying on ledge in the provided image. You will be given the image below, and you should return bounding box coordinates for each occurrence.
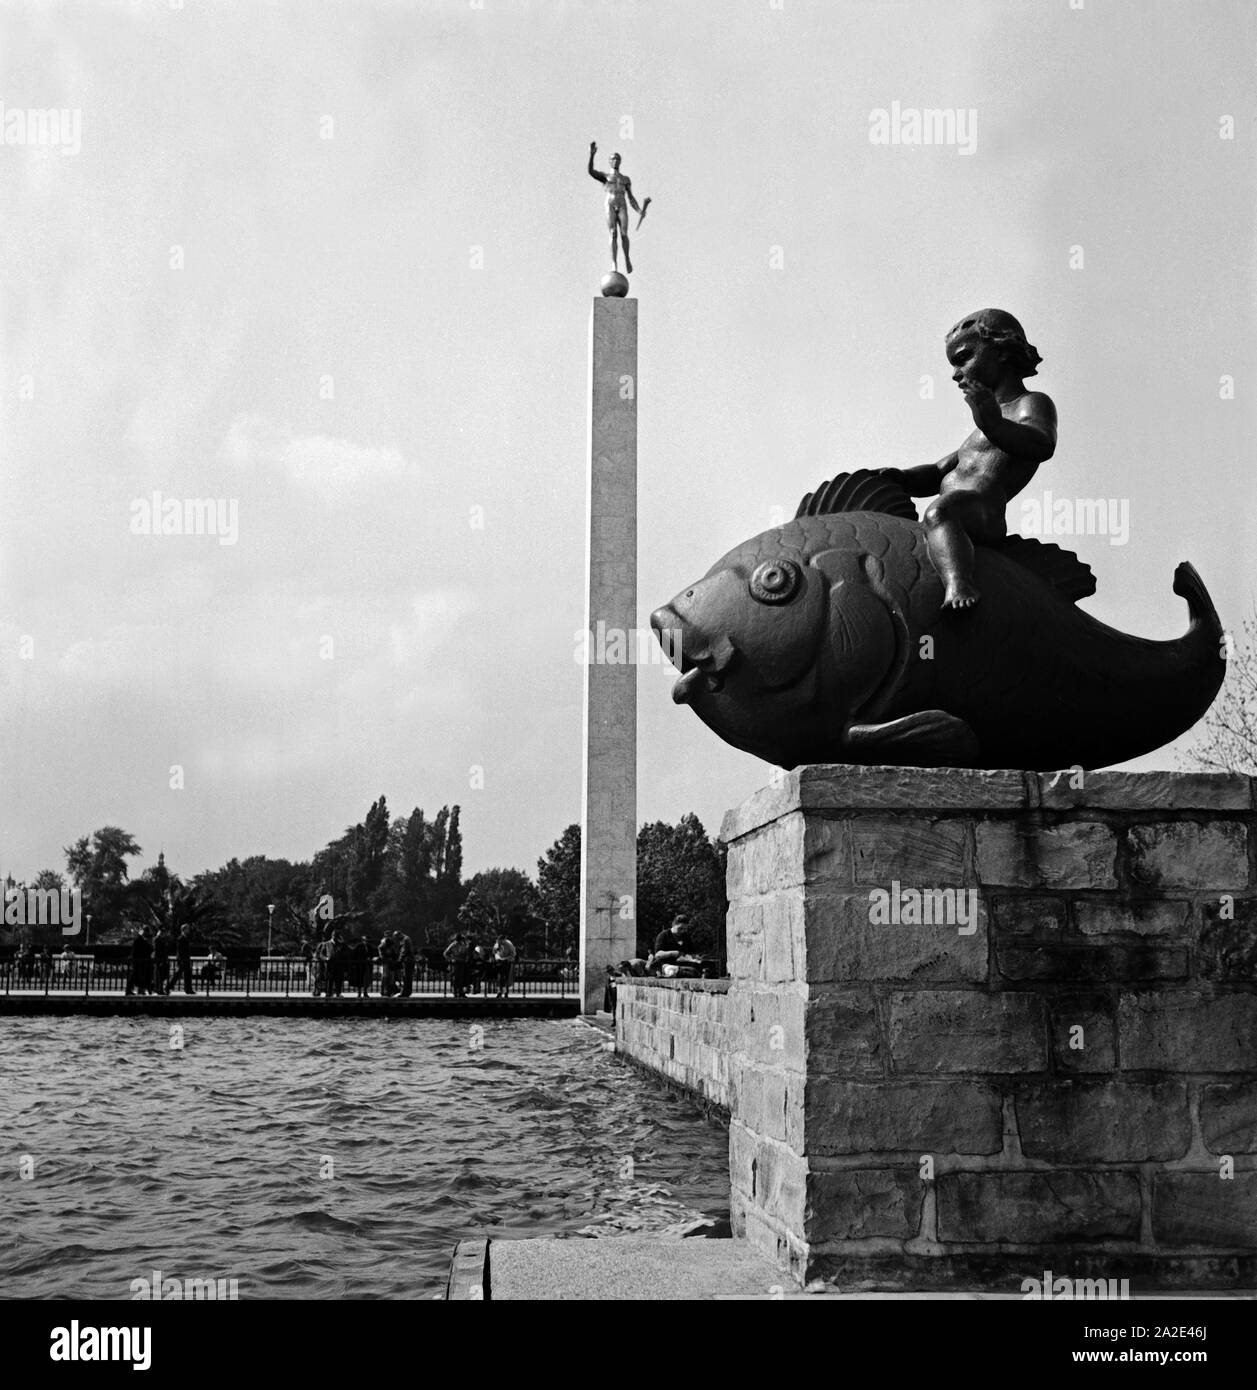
[651,312,1226,772]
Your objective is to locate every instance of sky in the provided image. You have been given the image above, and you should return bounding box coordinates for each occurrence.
[1,0,1254,886]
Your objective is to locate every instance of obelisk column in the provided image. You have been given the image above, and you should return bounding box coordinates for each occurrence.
[580,287,638,1013]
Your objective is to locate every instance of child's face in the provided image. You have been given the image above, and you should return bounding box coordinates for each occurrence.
[946,332,1004,389]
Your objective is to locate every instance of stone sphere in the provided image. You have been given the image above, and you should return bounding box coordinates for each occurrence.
[600,271,630,298]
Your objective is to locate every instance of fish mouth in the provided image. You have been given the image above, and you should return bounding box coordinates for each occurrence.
[650,605,737,705]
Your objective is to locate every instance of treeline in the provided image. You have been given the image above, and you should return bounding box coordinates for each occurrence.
[6,803,727,959]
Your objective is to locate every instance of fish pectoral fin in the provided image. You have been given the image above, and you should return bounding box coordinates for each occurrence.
[843,710,980,768]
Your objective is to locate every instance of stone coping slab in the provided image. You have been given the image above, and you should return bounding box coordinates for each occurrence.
[487,1234,785,1300]
[615,977,731,993]
[721,768,1255,843]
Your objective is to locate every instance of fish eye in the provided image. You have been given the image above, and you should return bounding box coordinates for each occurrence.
[749,558,801,605]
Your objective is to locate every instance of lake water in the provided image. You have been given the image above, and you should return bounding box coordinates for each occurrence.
[0,1016,729,1299]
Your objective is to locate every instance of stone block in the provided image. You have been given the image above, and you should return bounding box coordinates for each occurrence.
[992,895,1068,936]
[937,1171,1141,1242]
[887,990,1049,1073]
[739,988,806,1071]
[751,1140,809,1224]
[734,1062,804,1148]
[1074,900,1191,937]
[976,821,1117,889]
[806,817,968,887]
[1153,1173,1257,1247]
[804,889,988,984]
[1118,992,1257,1072]
[1017,1080,1191,1162]
[806,1078,1003,1155]
[726,813,805,897]
[1035,771,1252,812]
[997,942,1188,984]
[808,1169,925,1242]
[804,990,883,1077]
[720,767,1038,843]
[798,765,1030,812]
[1047,995,1117,1073]
[760,889,806,982]
[1200,1083,1257,1154]
[1199,899,1257,982]
[1126,823,1248,892]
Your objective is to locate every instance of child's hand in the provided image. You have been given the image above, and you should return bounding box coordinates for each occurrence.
[960,378,1001,430]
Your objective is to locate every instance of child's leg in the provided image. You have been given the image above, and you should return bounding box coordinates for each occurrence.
[923,493,998,609]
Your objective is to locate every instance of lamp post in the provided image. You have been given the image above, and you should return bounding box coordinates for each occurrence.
[86,914,92,946]
[267,903,275,956]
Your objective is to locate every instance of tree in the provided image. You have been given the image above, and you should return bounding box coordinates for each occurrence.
[347,795,390,911]
[64,827,142,938]
[192,855,313,948]
[537,824,581,957]
[375,808,432,943]
[1187,606,1257,773]
[636,813,726,957]
[463,867,541,933]
[456,887,495,939]
[127,866,224,946]
[425,804,464,933]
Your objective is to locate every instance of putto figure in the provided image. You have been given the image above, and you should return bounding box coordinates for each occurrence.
[587,141,649,274]
[884,310,1055,610]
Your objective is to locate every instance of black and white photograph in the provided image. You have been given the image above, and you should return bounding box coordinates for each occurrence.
[1,0,1254,1358]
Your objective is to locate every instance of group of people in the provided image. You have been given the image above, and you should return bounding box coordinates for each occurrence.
[443,930,517,999]
[127,923,197,995]
[303,929,417,999]
[11,943,55,983]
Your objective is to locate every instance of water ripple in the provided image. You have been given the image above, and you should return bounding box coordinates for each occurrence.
[0,1017,728,1298]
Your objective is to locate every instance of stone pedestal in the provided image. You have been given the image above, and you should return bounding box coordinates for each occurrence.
[720,766,1257,1290]
[579,297,638,1013]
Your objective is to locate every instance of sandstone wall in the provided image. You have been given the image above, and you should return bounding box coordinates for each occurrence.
[615,978,732,1111]
[720,767,1257,1290]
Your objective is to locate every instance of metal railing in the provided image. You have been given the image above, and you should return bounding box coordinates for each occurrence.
[0,956,579,1000]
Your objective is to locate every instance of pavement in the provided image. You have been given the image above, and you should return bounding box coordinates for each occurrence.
[450,1233,1257,1301]
[483,1234,790,1301]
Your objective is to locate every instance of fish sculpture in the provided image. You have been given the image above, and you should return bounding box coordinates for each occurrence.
[650,471,1226,770]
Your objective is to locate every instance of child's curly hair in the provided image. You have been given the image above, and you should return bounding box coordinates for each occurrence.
[946,308,1042,378]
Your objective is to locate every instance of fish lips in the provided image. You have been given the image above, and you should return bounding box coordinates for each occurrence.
[650,607,735,704]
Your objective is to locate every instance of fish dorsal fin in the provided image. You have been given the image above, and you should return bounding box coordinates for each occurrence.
[998,535,1097,603]
[795,469,919,521]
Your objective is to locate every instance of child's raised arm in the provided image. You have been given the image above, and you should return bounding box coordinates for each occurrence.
[963,384,1057,463]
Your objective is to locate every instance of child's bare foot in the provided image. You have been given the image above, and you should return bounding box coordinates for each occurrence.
[943,580,980,609]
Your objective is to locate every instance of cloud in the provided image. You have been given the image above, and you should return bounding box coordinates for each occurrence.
[219,414,406,505]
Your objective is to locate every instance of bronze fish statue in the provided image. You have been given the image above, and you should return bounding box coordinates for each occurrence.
[650,471,1226,770]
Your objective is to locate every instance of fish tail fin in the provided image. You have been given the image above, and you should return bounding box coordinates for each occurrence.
[1173,562,1223,643]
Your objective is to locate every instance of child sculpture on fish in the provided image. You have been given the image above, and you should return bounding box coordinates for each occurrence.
[651,306,1226,770]
[883,309,1055,610]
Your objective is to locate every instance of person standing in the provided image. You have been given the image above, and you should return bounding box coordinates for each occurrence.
[348,931,369,998]
[129,927,152,995]
[444,932,471,998]
[152,926,172,995]
[312,935,328,997]
[327,930,345,998]
[396,932,415,998]
[174,924,195,995]
[492,931,517,999]
[380,933,400,997]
